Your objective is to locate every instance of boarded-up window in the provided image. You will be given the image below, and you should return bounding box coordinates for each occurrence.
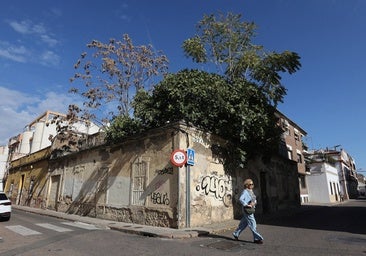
[131,158,148,205]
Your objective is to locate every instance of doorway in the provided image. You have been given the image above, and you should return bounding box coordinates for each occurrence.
[48,175,61,210]
[260,172,269,214]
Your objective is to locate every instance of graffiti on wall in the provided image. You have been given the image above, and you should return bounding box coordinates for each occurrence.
[155,167,173,175]
[150,192,170,205]
[196,174,232,207]
[140,166,173,206]
[72,165,85,175]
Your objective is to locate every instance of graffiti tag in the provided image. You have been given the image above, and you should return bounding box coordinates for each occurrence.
[196,175,232,207]
[155,167,173,175]
[151,192,170,205]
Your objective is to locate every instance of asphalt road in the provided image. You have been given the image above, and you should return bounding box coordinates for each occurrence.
[1,199,365,256]
[216,198,366,255]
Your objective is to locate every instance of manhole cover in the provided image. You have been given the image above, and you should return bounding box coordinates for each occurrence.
[205,240,242,251]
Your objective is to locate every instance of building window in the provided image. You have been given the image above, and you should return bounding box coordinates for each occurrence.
[287,149,293,160]
[297,153,302,163]
[282,119,290,135]
[300,176,306,189]
[330,182,333,195]
[131,158,148,206]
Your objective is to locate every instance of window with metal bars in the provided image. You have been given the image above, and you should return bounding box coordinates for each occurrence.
[131,158,147,205]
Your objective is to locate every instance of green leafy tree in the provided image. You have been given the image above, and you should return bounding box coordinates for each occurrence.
[129,13,300,168]
[105,115,144,142]
[182,13,301,106]
[107,13,300,170]
[133,69,282,169]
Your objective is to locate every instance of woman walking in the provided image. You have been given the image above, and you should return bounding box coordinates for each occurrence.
[233,178,264,244]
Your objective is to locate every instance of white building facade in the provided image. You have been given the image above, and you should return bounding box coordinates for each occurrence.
[306,162,342,203]
[0,145,9,191]
[3,110,100,191]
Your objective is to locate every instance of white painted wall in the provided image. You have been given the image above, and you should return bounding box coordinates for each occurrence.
[307,163,340,203]
[0,146,9,191]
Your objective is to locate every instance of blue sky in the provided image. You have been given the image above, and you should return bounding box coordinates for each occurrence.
[1,0,366,170]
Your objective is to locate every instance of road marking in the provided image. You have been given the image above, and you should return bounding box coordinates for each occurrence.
[5,225,41,236]
[62,221,100,230]
[36,223,73,232]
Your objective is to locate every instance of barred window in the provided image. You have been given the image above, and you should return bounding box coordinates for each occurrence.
[131,158,148,205]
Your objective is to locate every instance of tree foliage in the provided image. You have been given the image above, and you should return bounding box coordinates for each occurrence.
[69,34,169,125]
[182,13,301,106]
[105,115,144,142]
[123,12,301,168]
[67,13,301,171]
[132,69,282,169]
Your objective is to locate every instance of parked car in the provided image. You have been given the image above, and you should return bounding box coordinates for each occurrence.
[0,192,11,221]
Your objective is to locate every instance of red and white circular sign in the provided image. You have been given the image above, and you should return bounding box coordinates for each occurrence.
[170,149,187,167]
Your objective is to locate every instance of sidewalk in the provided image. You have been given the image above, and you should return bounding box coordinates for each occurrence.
[12,202,343,239]
[12,205,237,239]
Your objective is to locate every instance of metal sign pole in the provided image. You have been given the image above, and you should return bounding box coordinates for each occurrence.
[186,164,190,228]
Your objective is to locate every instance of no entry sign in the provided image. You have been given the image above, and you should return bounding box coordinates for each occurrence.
[170,149,187,167]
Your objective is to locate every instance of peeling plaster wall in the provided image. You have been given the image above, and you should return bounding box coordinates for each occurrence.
[175,128,235,228]
[48,126,180,228]
[4,148,49,208]
[5,123,300,229]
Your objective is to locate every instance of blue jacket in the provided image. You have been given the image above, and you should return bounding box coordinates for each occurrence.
[239,189,256,208]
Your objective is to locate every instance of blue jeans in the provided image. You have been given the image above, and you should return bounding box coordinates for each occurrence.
[233,212,263,241]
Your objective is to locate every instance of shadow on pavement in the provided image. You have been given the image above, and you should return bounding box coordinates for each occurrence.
[205,233,249,242]
[257,199,366,235]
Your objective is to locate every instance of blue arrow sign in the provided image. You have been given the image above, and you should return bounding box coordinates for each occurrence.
[187,148,195,166]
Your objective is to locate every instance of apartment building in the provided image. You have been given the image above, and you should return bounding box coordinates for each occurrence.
[275,110,308,203]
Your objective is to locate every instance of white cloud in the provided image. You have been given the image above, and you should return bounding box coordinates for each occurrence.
[8,20,32,34]
[0,42,28,63]
[32,23,47,34]
[41,34,58,47]
[2,19,61,66]
[40,50,60,66]
[0,86,77,146]
[0,86,30,108]
[7,19,59,47]
[8,20,46,35]
[27,91,73,114]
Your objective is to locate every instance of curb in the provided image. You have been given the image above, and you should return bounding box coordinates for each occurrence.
[12,205,215,239]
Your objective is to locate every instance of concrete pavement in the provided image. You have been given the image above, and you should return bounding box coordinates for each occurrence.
[12,205,238,239]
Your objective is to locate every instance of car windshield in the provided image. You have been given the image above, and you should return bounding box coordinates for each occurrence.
[0,193,8,200]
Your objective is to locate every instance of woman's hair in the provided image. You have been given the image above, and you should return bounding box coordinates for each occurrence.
[243,179,253,187]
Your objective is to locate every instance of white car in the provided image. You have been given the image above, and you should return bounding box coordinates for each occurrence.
[0,192,11,221]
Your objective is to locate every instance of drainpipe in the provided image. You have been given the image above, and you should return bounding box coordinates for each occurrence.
[341,166,349,199]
